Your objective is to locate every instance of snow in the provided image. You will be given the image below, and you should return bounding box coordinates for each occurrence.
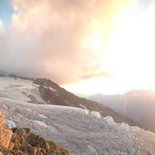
[1,77,155,154]
[42,86,57,92]
[1,98,155,155]
[34,120,50,128]
[49,87,57,92]
[79,104,87,109]
[5,119,16,128]
[0,77,45,104]
[104,116,116,125]
[90,111,101,118]
[38,113,47,119]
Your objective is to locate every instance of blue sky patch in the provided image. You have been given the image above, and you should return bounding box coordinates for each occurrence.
[0,0,13,26]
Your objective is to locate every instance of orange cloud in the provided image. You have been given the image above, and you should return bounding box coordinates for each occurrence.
[0,0,138,84]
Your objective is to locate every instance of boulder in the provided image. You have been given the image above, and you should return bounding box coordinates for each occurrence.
[0,113,12,149]
[0,113,4,127]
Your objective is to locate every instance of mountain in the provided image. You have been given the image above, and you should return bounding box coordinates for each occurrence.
[0,74,136,126]
[1,75,155,154]
[89,90,155,132]
[34,78,138,125]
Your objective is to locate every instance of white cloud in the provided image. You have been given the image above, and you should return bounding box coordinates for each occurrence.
[0,0,137,84]
[0,0,106,83]
[0,19,5,34]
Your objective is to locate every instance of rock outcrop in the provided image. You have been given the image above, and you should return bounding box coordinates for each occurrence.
[0,112,68,155]
[0,112,12,149]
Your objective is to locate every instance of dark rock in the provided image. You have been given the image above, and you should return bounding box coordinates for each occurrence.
[33,78,138,126]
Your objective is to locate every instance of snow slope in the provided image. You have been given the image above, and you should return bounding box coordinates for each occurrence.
[0,99,155,154]
[0,76,155,154]
[0,76,138,126]
[0,77,45,103]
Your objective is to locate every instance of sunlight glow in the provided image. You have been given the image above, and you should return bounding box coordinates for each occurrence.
[81,20,105,54]
[64,6,155,96]
[101,9,155,92]
[81,31,104,51]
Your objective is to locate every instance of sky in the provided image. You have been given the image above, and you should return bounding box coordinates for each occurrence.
[0,0,155,96]
[0,0,13,26]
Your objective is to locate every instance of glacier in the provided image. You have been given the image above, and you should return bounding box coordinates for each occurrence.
[0,76,155,154]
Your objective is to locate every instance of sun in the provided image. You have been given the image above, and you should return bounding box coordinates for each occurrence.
[101,10,155,91]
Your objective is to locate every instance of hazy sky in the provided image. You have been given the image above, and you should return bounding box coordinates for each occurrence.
[0,0,155,96]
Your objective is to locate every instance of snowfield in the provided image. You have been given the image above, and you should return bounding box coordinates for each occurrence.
[0,77,45,104]
[0,77,155,155]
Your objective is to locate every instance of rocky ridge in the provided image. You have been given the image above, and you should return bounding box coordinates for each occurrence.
[0,112,68,155]
[34,78,137,126]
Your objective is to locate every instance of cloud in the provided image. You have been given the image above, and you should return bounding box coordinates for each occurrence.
[0,0,135,84]
[0,19,5,34]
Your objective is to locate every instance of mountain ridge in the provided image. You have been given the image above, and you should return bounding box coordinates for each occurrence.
[89,90,155,132]
[0,73,137,126]
[34,78,137,126]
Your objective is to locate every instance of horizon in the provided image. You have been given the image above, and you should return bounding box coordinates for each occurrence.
[1,70,155,97]
[0,0,155,95]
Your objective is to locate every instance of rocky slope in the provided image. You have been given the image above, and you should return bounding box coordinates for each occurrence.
[33,78,137,125]
[0,112,68,155]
